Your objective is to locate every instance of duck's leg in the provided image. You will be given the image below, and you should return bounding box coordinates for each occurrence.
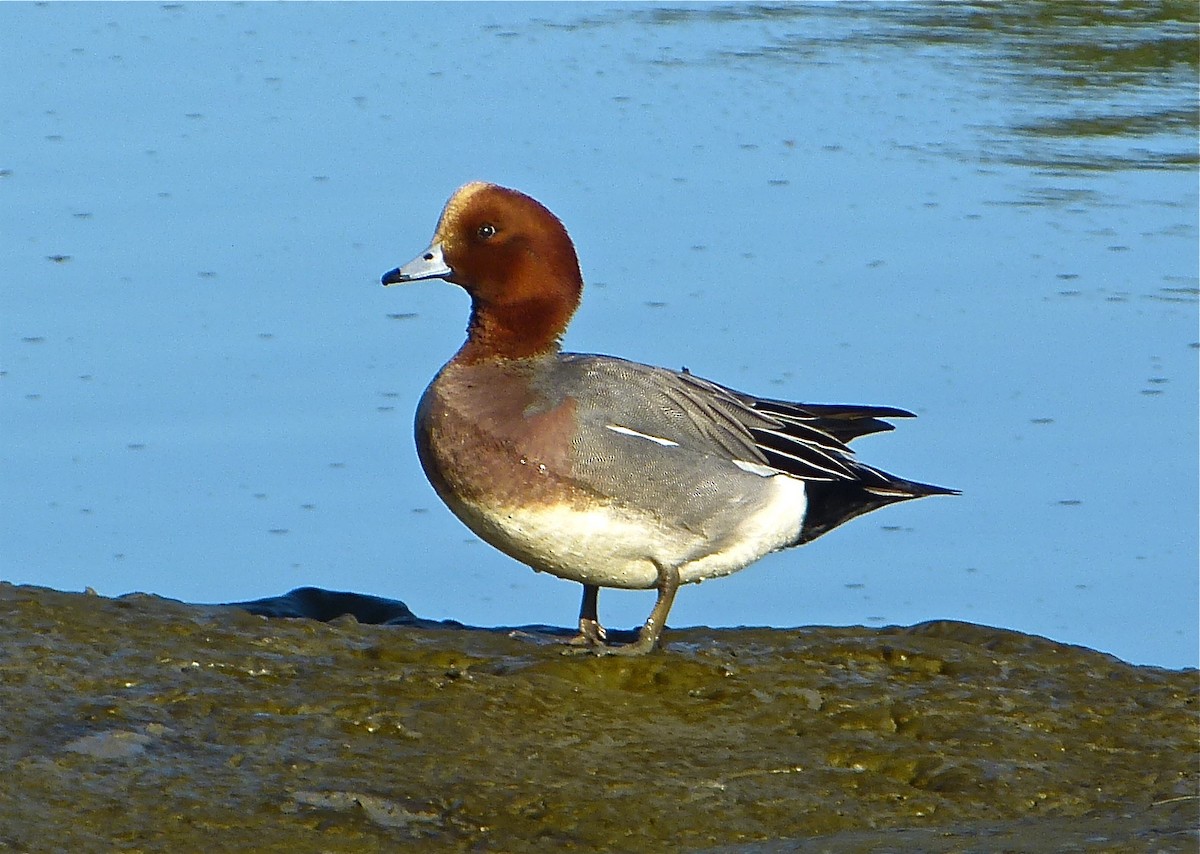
[563,583,607,647]
[599,563,680,656]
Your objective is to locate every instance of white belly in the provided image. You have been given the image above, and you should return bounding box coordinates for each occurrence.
[441,474,808,590]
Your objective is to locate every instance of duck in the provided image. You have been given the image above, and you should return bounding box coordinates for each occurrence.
[382,182,957,655]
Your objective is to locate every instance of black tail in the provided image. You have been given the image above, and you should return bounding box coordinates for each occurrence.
[720,387,958,543]
[798,470,959,545]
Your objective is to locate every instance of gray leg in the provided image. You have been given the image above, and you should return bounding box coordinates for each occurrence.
[598,563,681,656]
[563,583,607,647]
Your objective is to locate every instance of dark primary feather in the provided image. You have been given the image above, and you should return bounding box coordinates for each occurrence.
[746,398,912,442]
[682,372,959,500]
[730,391,960,543]
[671,369,866,482]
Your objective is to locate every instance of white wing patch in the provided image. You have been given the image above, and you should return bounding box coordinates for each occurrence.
[733,459,781,478]
[605,424,680,447]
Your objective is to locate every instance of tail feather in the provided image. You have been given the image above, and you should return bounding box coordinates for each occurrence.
[798,482,905,544]
[798,467,959,545]
[703,382,958,544]
[858,463,962,498]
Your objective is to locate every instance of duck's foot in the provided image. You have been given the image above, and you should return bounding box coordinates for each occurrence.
[560,616,608,649]
[558,584,608,651]
[584,631,662,656]
[581,562,677,656]
[559,569,677,656]
[560,617,667,657]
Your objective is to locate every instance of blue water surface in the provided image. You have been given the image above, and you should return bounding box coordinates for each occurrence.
[2,3,1197,668]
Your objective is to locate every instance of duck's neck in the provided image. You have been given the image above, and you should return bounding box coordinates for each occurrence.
[456,294,577,363]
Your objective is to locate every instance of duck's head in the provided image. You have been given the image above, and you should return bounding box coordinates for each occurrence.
[384,182,583,361]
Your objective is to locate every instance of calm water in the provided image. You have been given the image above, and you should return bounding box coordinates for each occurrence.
[3,3,1196,667]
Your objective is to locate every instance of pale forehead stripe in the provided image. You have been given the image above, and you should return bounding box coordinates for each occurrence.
[435,181,496,240]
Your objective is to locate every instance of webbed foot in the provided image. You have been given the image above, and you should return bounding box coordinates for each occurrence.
[559,616,608,650]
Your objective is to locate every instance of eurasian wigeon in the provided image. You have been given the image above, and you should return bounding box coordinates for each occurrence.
[382,182,957,655]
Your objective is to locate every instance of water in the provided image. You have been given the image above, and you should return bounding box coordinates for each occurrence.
[2,2,1196,668]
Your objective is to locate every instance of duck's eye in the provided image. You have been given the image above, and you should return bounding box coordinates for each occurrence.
[477,223,497,240]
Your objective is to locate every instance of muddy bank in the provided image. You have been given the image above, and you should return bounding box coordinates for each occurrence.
[1,583,1195,852]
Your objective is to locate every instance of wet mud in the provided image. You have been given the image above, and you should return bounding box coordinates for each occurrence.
[1,583,1195,852]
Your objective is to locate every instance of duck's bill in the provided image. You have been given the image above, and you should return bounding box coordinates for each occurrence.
[381,242,452,285]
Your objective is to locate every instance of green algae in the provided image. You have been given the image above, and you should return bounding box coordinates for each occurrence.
[0,583,1195,852]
